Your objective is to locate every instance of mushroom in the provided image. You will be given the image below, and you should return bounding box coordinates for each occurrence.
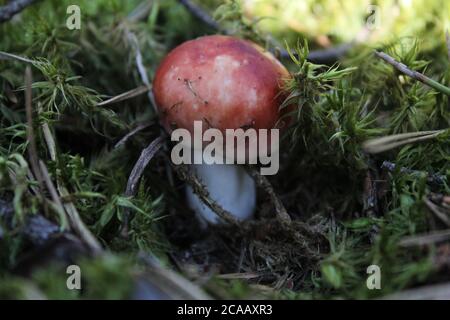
[153,35,290,224]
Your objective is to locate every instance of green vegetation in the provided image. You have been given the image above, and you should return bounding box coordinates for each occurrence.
[0,0,449,299]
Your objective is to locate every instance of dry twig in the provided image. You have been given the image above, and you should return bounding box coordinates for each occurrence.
[41,123,103,254]
[24,67,45,192]
[97,85,151,107]
[177,0,362,64]
[446,30,450,62]
[114,123,152,149]
[399,229,450,247]
[375,50,450,96]
[120,136,164,236]
[363,130,446,154]
[246,167,291,225]
[383,282,450,300]
[424,197,450,227]
[0,0,38,23]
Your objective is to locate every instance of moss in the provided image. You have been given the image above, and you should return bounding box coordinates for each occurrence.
[0,0,449,299]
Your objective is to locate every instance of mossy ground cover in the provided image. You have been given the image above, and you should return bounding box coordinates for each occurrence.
[0,0,449,299]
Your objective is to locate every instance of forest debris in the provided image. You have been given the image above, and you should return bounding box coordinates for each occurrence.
[381,161,446,186]
[120,136,164,236]
[375,50,450,96]
[363,130,446,154]
[246,167,291,226]
[399,229,450,247]
[97,85,151,107]
[216,272,260,280]
[137,253,212,300]
[24,67,44,193]
[178,0,221,31]
[114,123,152,149]
[177,0,362,64]
[363,169,379,217]
[41,121,103,254]
[124,136,164,197]
[424,197,450,227]
[0,0,38,23]
[0,50,34,63]
[382,282,450,300]
[446,30,450,62]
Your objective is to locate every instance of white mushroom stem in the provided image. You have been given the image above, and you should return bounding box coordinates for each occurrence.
[185,153,256,225]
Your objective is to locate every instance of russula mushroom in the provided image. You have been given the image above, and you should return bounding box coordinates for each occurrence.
[153,35,290,224]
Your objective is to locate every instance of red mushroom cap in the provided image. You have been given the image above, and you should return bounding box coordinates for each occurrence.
[153,35,290,134]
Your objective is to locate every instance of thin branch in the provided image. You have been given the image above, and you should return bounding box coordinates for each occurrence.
[382,282,450,300]
[41,122,103,254]
[424,197,450,227]
[125,137,164,198]
[446,30,450,62]
[177,0,360,64]
[123,26,157,113]
[127,0,153,22]
[375,50,450,96]
[363,167,380,218]
[0,50,35,63]
[178,0,220,31]
[120,136,164,236]
[97,85,151,107]
[399,229,450,247]
[114,123,152,149]
[38,160,69,229]
[246,167,291,226]
[363,130,446,154]
[24,66,45,192]
[0,0,38,23]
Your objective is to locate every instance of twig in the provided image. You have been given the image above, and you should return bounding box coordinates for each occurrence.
[399,229,450,247]
[382,282,450,300]
[122,10,175,196]
[0,0,38,23]
[97,85,151,107]
[178,0,221,31]
[381,161,446,186]
[173,163,239,225]
[114,123,152,149]
[424,197,450,227]
[363,130,446,154]
[120,136,164,236]
[24,66,45,193]
[374,50,450,96]
[137,252,212,300]
[246,167,291,226]
[446,30,450,62]
[41,122,103,254]
[124,137,164,197]
[177,0,360,64]
[0,50,35,63]
[363,169,379,218]
[38,160,69,229]
[127,0,153,22]
[300,43,354,64]
[123,26,157,112]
